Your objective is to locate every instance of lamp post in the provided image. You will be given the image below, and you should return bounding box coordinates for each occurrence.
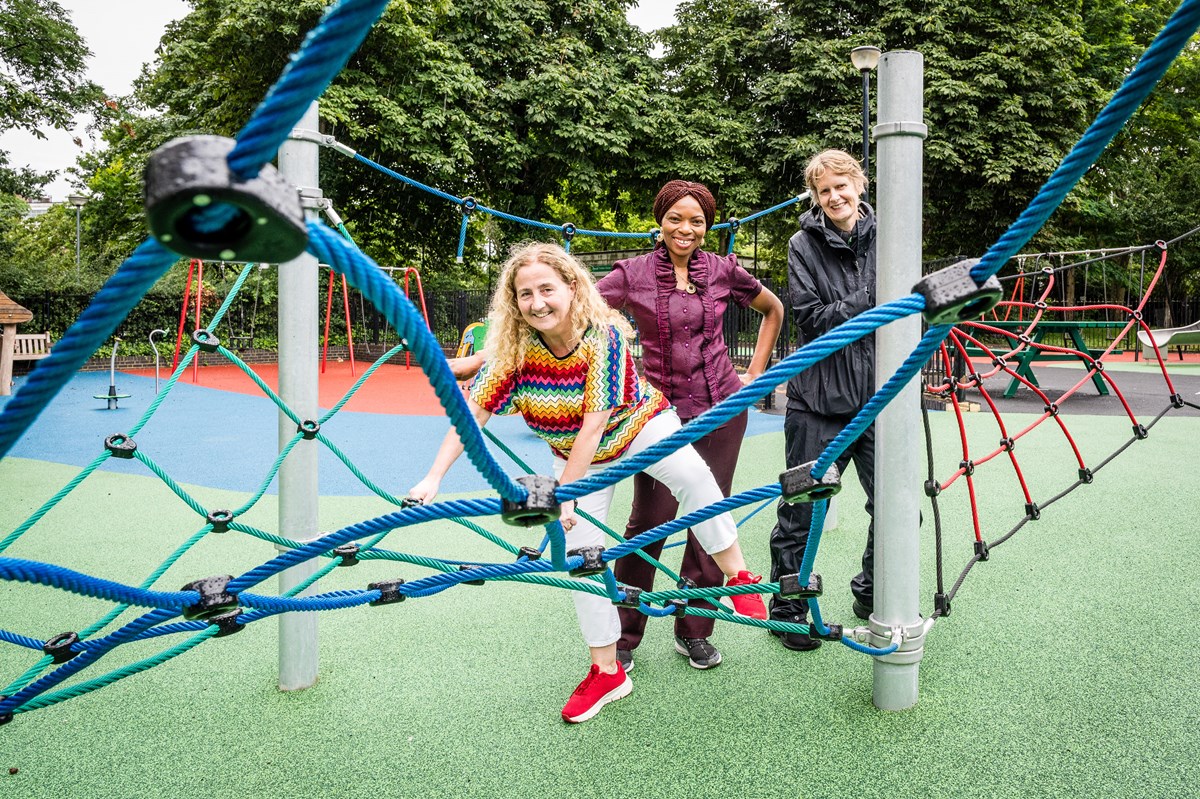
[850,46,882,202]
[67,193,87,271]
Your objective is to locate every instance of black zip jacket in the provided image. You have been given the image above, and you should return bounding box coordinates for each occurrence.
[785,202,877,417]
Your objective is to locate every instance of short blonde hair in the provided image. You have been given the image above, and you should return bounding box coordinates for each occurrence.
[804,149,867,199]
[485,242,632,376]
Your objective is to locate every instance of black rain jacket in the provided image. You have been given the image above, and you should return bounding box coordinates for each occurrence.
[785,202,877,417]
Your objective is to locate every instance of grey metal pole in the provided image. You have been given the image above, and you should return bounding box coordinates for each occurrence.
[861,69,872,203]
[74,207,82,268]
[276,101,321,691]
[870,50,927,711]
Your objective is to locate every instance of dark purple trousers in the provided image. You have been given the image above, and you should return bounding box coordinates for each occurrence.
[615,411,748,648]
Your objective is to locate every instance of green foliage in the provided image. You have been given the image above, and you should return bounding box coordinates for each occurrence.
[0,0,103,195]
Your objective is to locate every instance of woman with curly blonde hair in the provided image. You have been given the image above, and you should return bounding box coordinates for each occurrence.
[409,241,768,724]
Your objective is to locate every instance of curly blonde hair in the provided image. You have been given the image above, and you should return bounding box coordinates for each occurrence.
[485,242,632,376]
[804,149,867,200]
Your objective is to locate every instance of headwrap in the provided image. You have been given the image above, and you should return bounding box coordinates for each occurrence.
[653,180,716,230]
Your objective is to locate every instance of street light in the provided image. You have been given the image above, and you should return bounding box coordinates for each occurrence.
[67,193,87,270]
[850,46,882,203]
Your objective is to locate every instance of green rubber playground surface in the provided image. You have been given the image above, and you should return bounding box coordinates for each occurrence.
[2,407,1197,799]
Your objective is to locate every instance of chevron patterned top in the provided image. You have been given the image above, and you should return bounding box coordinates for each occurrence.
[470,324,669,463]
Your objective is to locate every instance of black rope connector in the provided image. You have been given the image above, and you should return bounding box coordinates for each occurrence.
[993,356,1008,369]
[667,598,688,617]
[400,497,423,509]
[42,631,80,663]
[968,372,983,388]
[912,258,1004,325]
[1170,393,1184,409]
[973,539,990,561]
[144,134,307,263]
[777,572,823,599]
[500,475,560,527]
[1044,403,1059,417]
[206,509,234,533]
[180,575,238,620]
[566,546,606,577]
[333,542,360,566]
[1078,467,1094,484]
[934,592,952,617]
[959,459,975,477]
[924,479,942,497]
[458,565,486,586]
[727,215,741,231]
[779,461,842,504]
[613,586,642,608]
[677,576,698,590]
[1132,423,1148,440]
[942,375,955,388]
[560,222,577,240]
[297,419,320,440]
[191,328,220,353]
[516,546,541,561]
[0,696,11,727]
[460,196,478,214]
[1025,502,1041,520]
[368,578,406,606]
[999,437,1015,453]
[208,609,244,637]
[811,622,843,641]
[104,434,137,459]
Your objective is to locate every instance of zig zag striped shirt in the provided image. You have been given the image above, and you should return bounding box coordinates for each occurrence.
[469,324,669,464]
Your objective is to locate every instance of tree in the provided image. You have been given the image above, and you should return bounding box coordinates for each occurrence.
[0,0,103,196]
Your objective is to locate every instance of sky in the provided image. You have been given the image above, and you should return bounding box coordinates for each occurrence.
[3,0,681,203]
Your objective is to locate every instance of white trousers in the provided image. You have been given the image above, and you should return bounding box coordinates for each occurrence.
[553,410,739,647]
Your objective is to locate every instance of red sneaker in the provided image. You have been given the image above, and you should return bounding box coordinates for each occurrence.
[561,664,632,723]
[726,570,768,619]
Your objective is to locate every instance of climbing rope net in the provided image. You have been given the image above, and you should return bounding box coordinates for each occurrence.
[2,0,1199,725]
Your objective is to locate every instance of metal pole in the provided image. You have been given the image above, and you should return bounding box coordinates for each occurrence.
[276,101,320,690]
[74,207,82,268]
[870,50,927,711]
[862,69,872,203]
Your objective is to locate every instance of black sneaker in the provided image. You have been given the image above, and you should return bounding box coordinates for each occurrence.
[616,648,634,673]
[852,598,872,620]
[673,636,722,669]
[769,617,822,651]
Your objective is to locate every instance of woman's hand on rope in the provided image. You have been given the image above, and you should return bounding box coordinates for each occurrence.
[560,499,578,531]
[407,477,440,505]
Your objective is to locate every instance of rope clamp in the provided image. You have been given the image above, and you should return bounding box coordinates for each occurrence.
[934,593,951,617]
[913,258,1003,325]
[648,227,660,245]
[460,196,478,215]
[726,216,740,231]
[458,565,486,586]
[566,546,606,577]
[334,542,360,566]
[298,186,327,212]
[500,475,560,527]
[1078,467,1094,484]
[1025,502,1041,521]
[368,578,407,606]
[297,420,321,440]
[974,540,990,561]
[613,586,642,608]
[516,546,542,562]
[777,573,823,599]
[208,609,244,637]
[288,127,357,157]
[810,621,844,641]
[666,598,688,617]
[180,575,238,620]
[959,459,975,477]
[206,509,234,533]
[192,328,221,353]
[560,222,577,241]
[43,631,81,663]
[1170,393,1184,409]
[104,434,137,459]
[1132,423,1148,440]
[924,479,941,497]
[999,437,1015,453]
[780,461,842,504]
[145,135,308,263]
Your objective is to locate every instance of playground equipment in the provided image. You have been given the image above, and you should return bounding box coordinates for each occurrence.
[1138,318,1200,360]
[92,338,131,410]
[149,329,167,393]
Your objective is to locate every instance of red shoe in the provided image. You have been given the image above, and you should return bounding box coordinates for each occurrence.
[726,570,769,619]
[561,663,632,723]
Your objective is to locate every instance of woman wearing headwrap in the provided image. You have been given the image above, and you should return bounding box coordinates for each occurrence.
[596,180,784,672]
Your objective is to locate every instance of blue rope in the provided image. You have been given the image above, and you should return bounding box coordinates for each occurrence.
[227,0,392,179]
[971,0,1200,283]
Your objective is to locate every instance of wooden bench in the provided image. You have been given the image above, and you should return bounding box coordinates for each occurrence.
[11,331,53,361]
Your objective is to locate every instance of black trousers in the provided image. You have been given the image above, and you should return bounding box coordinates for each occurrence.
[769,409,875,620]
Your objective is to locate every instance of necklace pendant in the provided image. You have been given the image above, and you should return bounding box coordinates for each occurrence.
[685,282,697,294]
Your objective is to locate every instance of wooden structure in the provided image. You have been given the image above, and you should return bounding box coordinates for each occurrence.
[0,289,45,396]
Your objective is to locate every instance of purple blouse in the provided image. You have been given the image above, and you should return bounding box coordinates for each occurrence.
[597,247,762,419]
